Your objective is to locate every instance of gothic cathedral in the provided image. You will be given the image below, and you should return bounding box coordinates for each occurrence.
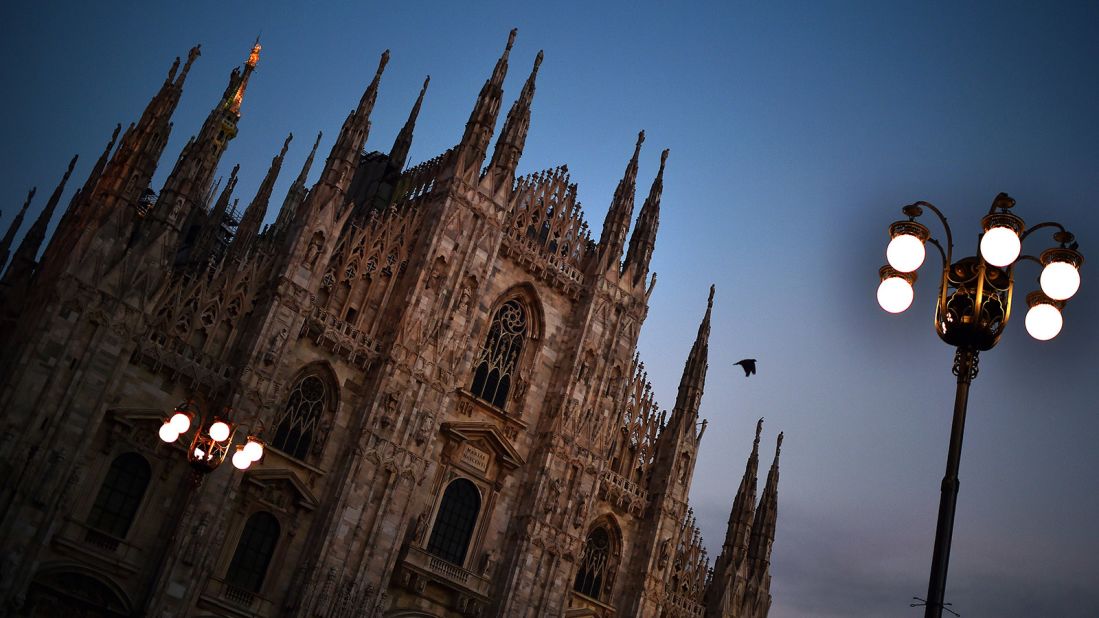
[0,30,780,618]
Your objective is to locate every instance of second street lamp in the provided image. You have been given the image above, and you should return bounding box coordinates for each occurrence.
[876,193,1083,618]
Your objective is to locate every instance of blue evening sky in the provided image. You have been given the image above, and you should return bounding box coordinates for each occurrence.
[2,2,1097,616]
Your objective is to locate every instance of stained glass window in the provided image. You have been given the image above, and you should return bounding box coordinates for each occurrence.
[426,479,480,566]
[574,526,613,600]
[226,511,280,593]
[471,300,527,409]
[272,374,328,460]
[86,453,151,539]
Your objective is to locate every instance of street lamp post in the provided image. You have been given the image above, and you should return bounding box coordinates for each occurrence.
[876,193,1084,618]
[157,400,267,481]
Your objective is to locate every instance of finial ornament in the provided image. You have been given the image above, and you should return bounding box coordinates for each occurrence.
[507,28,518,51]
[755,417,763,445]
[660,148,669,169]
[707,284,715,308]
[281,132,293,154]
[534,50,544,70]
[776,432,784,456]
[246,38,262,68]
[636,130,646,148]
[377,49,391,76]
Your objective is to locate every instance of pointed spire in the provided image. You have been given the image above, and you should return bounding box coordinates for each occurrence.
[0,188,35,272]
[230,38,262,115]
[147,40,261,242]
[485,50,543,186]
[670,284,713,427]
[190,164,239,264]
[390,76,430,170]
[623,148,668,282]
[3,156,76,281]
[313,50,388,201]
[231,133,291,258]
[456,29,517,177]
[272,131,321,238]
[746,431,782,581]
[598,130,645,268]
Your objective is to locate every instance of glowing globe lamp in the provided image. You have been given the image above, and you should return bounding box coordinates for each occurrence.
[243,439,264,462]
[158,422,180,443]
[980,226,1021,267]
[1025,302,1063,341]
[877,267,915,314]
[209,421,231,442]
[232,448,252,470]
[887,234,926,273]
[1040,261,1080,301]
[169,410,192,434]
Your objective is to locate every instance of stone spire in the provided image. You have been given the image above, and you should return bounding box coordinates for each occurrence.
[2,156,77,283]
[597,130,644,270]
[0,188,34,273]
[389,76,429,171]
[705,418,763,617]
[669,284,713,429]
[271,131,321,239]
[623,148,668,284]
[143,41,259,246]
[484,50,542,190]
[230,133,291,259]
[311,51,388,211]
[91,45,200,224]
[455,29,516,178]
[190,164,239,265]
[746,432,782,583]
[230,38,262,115]
[37,124,122,280]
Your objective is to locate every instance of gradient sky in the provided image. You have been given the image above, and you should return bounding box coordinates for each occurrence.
[2,2,1097,616]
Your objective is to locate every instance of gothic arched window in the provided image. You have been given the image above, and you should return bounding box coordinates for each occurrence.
[426,479,481,566]
[86,453,151,539]
[272,373,329,460]
[471,299,527,409]
[574,526,615,600]
[226,511,280,593]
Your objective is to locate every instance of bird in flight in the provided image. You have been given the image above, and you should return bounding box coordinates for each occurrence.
[734,359,757,377]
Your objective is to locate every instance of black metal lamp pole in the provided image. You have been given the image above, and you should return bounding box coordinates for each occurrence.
[875,194,1084,618]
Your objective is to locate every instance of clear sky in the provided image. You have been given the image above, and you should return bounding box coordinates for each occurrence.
[2,2,1097,616]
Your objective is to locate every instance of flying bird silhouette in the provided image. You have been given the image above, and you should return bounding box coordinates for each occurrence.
[734,359,757,377]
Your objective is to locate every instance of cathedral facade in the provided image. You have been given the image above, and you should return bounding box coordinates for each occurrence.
[0,30,780,618]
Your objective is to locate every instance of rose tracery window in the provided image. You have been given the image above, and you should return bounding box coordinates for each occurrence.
[272,374,328,460]
[470,299,527,409]
[573,526,616,600]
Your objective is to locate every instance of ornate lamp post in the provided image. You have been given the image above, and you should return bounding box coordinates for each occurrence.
[876,193,1084,618]
[157,400,266,478]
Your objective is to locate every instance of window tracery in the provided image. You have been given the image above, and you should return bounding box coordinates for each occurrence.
[573,525,617,600]
[470,300,527,409]
[272,373,329,460]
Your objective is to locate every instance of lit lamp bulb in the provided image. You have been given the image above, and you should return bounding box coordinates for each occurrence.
[232,447,252,470]
[158,422,180,443]
[886,221,930,273]
[980,212,1024,267]
[1025,292,1063,341]
[209,420,231,442]
[1039,248,1083,301]
[877,266,915,314]
[243,438,264,462]
[169,410,192,434]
